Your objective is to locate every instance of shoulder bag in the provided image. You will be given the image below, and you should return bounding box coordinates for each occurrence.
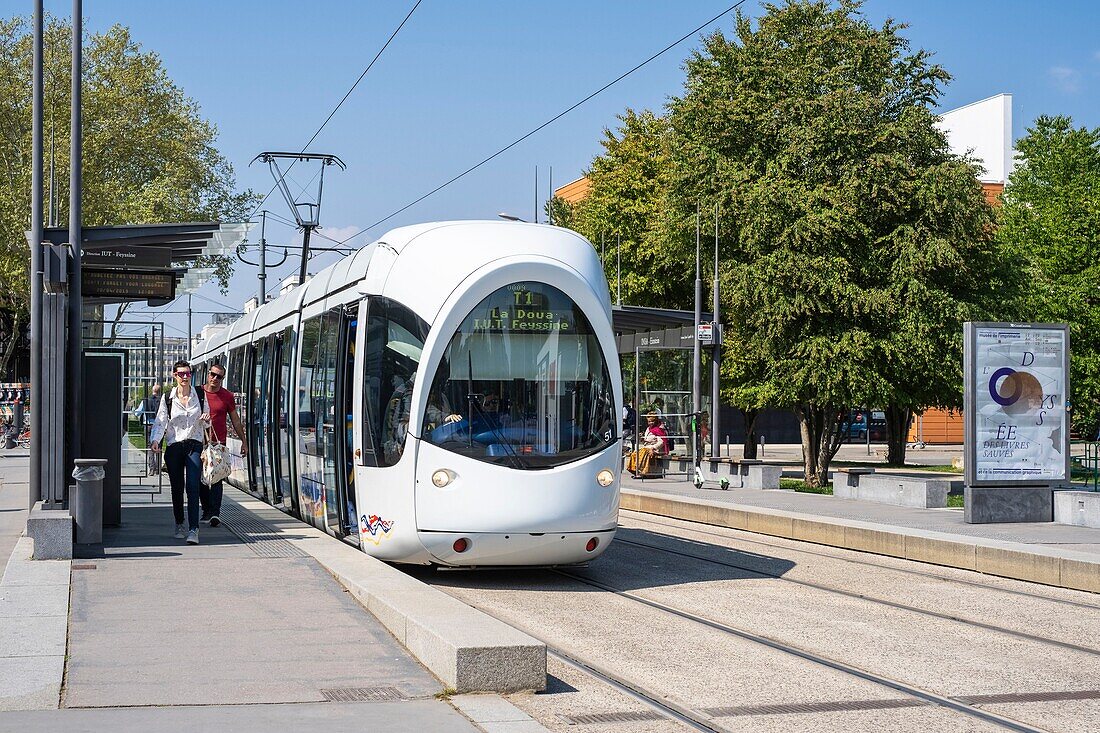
[201,425,232,486]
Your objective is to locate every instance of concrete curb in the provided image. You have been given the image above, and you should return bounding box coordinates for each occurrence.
[451,693,552,732]
[228,490,546,693]
[0,536,70,711]
[622,489,1100,594]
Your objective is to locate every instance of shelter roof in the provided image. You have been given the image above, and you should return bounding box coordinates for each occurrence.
[41,222,251,301]
[612,305,713,335]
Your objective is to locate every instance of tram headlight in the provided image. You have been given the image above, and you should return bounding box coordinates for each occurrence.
[596,469,615,487]
[432,469,454,488]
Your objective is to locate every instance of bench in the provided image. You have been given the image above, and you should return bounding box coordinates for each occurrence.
[830,469,957,508]
[1054,491,1100,528]
[831,467,876,491]
[700,457,783,490]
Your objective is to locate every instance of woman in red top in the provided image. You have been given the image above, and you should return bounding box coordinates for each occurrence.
[200,363,247,527]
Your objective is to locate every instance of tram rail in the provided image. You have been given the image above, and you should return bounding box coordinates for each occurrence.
[548,569,1049,733]
[625,512,1100,612]
[614,534,1100,657]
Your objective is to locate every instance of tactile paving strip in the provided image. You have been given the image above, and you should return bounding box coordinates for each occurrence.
[218,502,308,558]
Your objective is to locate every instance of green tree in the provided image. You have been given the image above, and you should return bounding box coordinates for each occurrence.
[572,109,694,310]
[0,17,254,378]
[998,115,1100,438]
[666,0,1006,484]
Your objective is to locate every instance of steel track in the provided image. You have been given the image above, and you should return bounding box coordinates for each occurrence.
[623,512,1100,611]
[552,568,1049,733]
[616,535,1100,657]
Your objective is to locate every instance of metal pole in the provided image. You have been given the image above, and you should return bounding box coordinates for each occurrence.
[616,234,621,306]
[187,295,193,360]
[634,346,640,461]
[297,227,312,285]
[258,210,267,305]
[693,208,702,464]
[711,202,720,461]
[68,0,84,477]
[548,166,553,225]
[533,165,538,224]
[29,0,44,509]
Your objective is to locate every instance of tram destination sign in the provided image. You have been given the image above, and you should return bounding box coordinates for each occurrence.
[82,268,176,300]
[83,244,171,269]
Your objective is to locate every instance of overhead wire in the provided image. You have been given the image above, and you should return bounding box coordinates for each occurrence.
[336,0,747,246]
[244,0,424,224]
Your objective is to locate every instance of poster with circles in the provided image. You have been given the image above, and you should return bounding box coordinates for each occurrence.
[967,324,1069,485]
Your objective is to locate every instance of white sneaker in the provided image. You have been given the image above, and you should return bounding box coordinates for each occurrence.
[174,524,186,539]
[186,528,199,545]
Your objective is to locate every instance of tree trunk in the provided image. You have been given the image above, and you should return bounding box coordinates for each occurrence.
[796,403,846,488]
[0,312,21,381]
[742,408,759,459]
[884,403,913,466]
[103,303,131,347]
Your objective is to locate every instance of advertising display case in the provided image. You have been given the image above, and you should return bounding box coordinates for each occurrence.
[964,322,1070,487]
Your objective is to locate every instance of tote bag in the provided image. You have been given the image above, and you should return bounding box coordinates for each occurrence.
[201,426,232,485]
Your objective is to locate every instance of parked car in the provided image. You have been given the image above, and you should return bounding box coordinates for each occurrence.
[842,410,887,441]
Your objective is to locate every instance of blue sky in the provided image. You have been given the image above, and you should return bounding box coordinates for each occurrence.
[29,0,1100,338]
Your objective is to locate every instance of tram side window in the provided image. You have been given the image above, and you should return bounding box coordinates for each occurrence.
[314,309,342,454]
[227,347,246,440]
[362,298,430,467]
[298,316,323,455]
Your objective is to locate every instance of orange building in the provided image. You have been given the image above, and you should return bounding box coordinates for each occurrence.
[909,408,964,444]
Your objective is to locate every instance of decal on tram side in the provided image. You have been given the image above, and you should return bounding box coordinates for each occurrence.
[360,514,395,544]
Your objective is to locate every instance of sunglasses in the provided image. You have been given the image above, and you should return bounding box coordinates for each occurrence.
[175,371,191,378]
[209,373,224,379]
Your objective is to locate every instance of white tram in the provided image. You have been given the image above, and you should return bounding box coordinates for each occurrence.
[191,220,621,566]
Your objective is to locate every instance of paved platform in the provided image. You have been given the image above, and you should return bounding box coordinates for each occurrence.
[0,454,543,730]
[622,469,1100,593]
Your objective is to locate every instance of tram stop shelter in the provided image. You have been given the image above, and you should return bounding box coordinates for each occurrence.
[612,305,715,460]
[31,222,249,537]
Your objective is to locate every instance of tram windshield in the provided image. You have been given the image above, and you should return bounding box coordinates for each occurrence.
[422,282,616,469]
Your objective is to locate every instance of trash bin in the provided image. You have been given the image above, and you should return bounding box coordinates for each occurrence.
[72,458,107,544]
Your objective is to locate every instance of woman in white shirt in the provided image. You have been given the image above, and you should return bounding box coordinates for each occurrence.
[150,360,207,545]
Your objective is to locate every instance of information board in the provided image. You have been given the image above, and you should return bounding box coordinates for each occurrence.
[83,245,171,269]
[964,323,1070,486]
[82,268,176,300]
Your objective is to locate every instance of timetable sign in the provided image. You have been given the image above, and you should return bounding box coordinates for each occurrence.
[82,268,176,300]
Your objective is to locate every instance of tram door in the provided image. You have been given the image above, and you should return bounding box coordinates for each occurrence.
[272,328,299,514]
[251,338,275,499]
[323,307,358,537]
[248,340,271,499]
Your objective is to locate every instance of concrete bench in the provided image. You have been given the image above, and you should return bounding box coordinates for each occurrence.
[701,458,783,490]
[831,471,957,508]
[1054,491,1100,528]
[831,467,876,489]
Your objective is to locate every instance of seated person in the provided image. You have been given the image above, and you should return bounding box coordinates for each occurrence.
[627,413,669,476]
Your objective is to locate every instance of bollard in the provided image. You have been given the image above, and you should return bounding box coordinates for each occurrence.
[72,458,107,544]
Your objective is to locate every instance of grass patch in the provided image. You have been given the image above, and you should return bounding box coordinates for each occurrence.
[780,478,833,495]
[893,463,962,474]
[126,418,147,450]
[947,494,964,509]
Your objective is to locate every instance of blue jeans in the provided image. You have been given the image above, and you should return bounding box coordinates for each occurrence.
[165,440,202,530]
[200,480,223,518]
